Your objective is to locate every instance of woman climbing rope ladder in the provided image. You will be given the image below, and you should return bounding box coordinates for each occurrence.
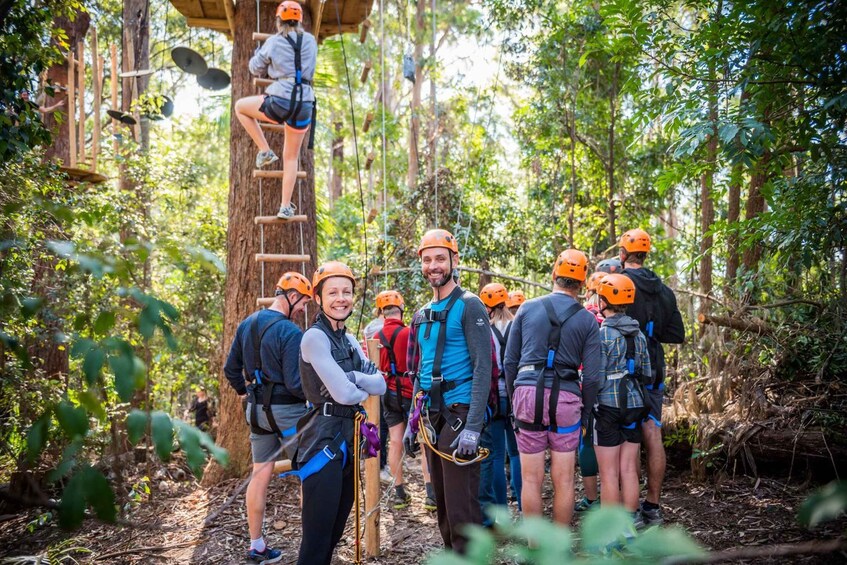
[234,1,317,220]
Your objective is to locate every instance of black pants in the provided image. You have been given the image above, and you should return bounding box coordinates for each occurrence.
[297,458,354,565]
[425,404,482,554]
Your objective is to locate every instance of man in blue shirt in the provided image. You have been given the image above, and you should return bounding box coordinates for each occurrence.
[404,229,492,554]
[224,272,312,564]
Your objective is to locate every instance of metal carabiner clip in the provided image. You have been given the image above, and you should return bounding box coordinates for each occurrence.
[451,449,486,467]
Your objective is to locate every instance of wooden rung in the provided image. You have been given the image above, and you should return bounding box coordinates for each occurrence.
[362,112,374,133]
[360,61,372,84]
[260,122,286,133]
[254,214,308,224]
[274,459,293,473]
[253,32,272,42]
[257,297,275,307]
[254,77,273,88]
[367,208,378,223]
[255,253,311,263]
[253,170,307,179]
[359,19,371,43]
[365,152,375,170]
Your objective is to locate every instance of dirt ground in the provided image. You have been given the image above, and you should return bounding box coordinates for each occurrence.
[2,452,846,564]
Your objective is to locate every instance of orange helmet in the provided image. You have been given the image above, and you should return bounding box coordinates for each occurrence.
[586,272,606,293]
[597,273,636,306]
[276,271,312,298]
[417,228,459,255]
[552,249,588,282]
[619,228,651,253]
[375,290,404,311]
[312,261,355,294]
[479,283,509,308]
[276,1,303,22]
[507,290,526,308]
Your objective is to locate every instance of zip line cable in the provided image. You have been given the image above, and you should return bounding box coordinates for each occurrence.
[380,0,388,284]
[431,0,438,228]
[333,0,370,336]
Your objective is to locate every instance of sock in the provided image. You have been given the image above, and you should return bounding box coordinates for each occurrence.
[250,537,265,552]
[395,485,407,499]
[642,501,659,511]
[425,482,435,499]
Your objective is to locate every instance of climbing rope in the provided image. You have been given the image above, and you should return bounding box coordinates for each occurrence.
[353,411,364,565]
[380,0,388,284]
[431,0,438,228]
[414,391,490,466]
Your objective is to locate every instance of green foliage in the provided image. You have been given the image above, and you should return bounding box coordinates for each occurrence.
[58,466,116,530]
[798,481,847,529]
[426,506,705,564]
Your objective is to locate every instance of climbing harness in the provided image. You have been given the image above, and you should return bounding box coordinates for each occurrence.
[409,391,489,466]
[377,325,407,412]
[514,297,583,435]
[247,313,299,438]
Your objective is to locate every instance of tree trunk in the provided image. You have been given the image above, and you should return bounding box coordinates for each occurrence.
[699,59,718,322]
[607,63,619,244]
[330,121,343,202]
[407,0,425,191]
[206,2,318,484]
[741,152,770,275]
[427,0,436,177]
[725,162,742,287]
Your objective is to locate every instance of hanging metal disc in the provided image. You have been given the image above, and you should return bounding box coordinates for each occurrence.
[171,46,208,76]
[106,109,137,125]
[197,68,231,91]
[119,69,155,78]
[161,95,174,117]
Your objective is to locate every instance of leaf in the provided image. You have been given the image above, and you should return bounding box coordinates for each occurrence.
[150,411,174,461]
[798,481,847,528]
[580,505,634,552]
[81,467,116,523]
[82,346,105,386]
[55,400,88,439]
[26,412,51,463]
[93,311,116,335]
[628,525,704,559]
[109,351,137,402]
[58,466,116,529]
[58,469,87,530]
[20,297,44,318]
[71,338,94,358]
[175,420,229,477]
[78,390,106,421]
[126,410,149,445]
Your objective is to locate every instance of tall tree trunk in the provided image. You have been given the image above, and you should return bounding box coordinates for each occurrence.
[741,152,770,277]
[725,162,742,287]
[407,0,425,190]
[699,19,719,321]
[607,63,619,244]
[206,2,318,483]
[330,120,343,202]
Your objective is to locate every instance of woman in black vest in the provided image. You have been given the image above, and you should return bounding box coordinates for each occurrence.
[297,261,386,565]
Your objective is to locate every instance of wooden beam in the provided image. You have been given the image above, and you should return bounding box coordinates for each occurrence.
[252,170,308,179]
[222,0,235,37]
[362,112,374,133]
[67,52,77,168]
[77,40,85,166]
[698,313,773,335]
[359,18,371,43]
[312,0,325,43]
[110,44,118,153]
[259,122,286,133]
[360,60,372,84]
[90,28,101,172]
[254,215,308,225]
[365,152,375,170]
[273,459,292,473]
[186,17,230,30]
[252,32,272,42]
[255,254,311,263]
[253,77,273,88]
[364,340,381,558]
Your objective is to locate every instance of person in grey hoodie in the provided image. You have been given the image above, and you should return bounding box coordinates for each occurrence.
[234,1,317,220]
[619,228,685,525]
[593,274,651,523]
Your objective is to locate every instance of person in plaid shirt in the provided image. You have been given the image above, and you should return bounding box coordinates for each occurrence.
[593,274,651,524]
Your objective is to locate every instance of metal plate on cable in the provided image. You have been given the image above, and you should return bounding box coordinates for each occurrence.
[144,95,174,121]
[119,69,155,78]
[106,109,137,125]
[171,47,208,76]
[197,68,231,90]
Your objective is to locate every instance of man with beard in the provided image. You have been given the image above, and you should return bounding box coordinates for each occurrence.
[224,272,313,564]
[403,229,492,554]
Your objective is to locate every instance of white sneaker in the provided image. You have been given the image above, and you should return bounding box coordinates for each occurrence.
[276,203,296,220]
[255,150,279,169]
[380,468,393,483]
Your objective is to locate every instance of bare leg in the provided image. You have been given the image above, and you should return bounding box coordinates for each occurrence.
[234,95,276,154]
[281,124,308,208]
[620,442,641,512]
[246,461,274,540]
[388,423,405,486]
[595,444,621,506]
[549,450,576,525]
[642,420,665,505]
[518,451,546,518]
[583,475,598,500]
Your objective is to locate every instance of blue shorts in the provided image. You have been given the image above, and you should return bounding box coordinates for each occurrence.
[260,94,313,130]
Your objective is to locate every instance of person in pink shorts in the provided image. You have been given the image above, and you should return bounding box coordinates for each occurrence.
[504,249,601,525]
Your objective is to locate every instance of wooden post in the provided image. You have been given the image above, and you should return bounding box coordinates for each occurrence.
[67,52,77,168]
[364,339,381,558]
[362,112,374,133]
[77,40,86,165]
[90,28,101,172]
[359,18,371,43]
[360,60,372,84]
[110,44,118,152]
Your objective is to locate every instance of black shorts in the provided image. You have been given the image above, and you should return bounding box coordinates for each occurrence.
[643,386,663,427]
[593,405,643,447]
[259,94,314,130]
[382,391,412,428]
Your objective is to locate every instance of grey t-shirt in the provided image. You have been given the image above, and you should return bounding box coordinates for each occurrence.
[249,31,317,101]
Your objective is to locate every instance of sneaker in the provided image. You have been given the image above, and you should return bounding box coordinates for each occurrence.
[391,490,411,510]
[423,496,437,511]
[639,501,664,526]
[633,510,645,529]
[247,546,282,564]
[276,203,296,220]
[575,496,599,512]
[379,467,393,483]
[255,150,279,169]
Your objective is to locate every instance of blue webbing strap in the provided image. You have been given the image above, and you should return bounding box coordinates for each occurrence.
[280,435,348,482]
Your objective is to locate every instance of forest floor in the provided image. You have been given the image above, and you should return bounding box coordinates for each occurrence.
[2,450,846,564]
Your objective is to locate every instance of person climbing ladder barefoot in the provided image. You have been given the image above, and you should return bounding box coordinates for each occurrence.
[234,1,317,220]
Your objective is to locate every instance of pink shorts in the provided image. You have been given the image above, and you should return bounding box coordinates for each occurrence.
[512,386,582,453]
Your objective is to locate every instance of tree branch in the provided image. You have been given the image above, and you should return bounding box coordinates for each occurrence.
[664,537,847,565]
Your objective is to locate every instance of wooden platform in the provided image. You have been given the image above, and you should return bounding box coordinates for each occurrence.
[168,0,374,42]
[58,166,108,184]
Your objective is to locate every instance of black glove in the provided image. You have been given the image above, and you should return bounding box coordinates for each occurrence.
[450,429,481,458]
[402,425,419,458]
